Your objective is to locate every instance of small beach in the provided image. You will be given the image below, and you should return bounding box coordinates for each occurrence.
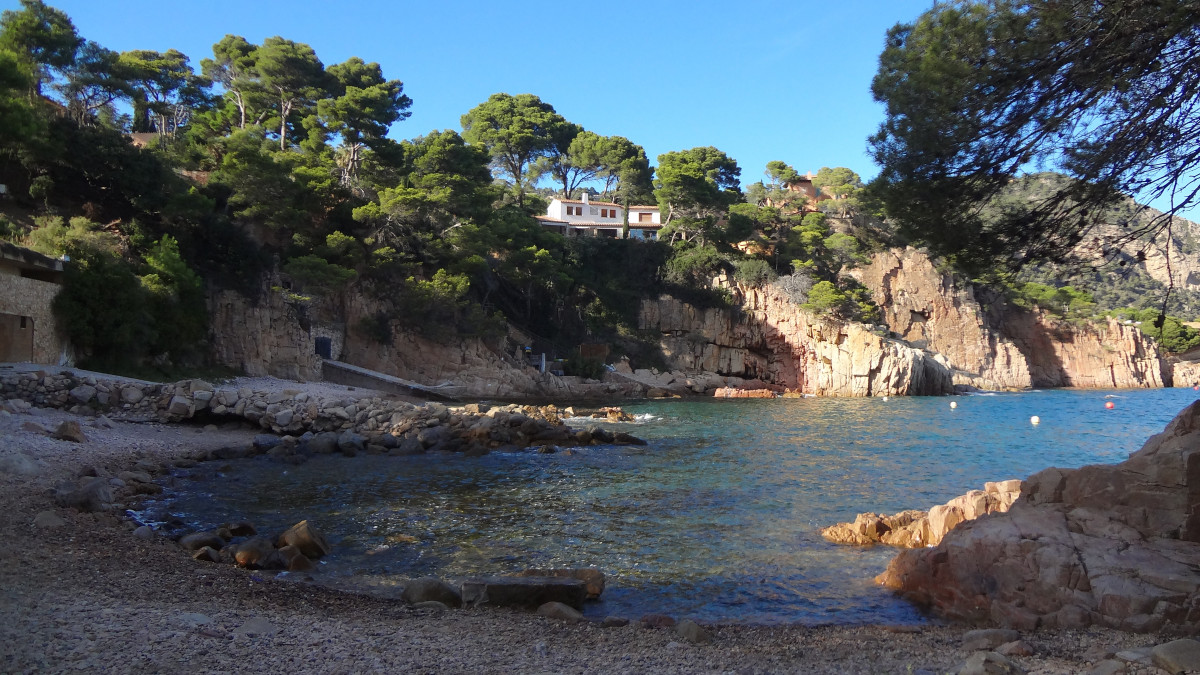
[0,374,1175,674]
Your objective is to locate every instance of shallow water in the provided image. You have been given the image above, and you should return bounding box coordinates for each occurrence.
[140,388,1198,625]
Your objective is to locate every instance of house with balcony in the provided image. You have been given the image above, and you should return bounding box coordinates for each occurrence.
[537,193,663,240]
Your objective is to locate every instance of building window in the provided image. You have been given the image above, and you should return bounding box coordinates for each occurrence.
[638,212,653,222]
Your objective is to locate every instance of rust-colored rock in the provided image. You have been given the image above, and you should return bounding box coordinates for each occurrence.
[277,520,331,559]
[858,248,1168,390]
[878,402,1200,632]
[823,481,1021,548]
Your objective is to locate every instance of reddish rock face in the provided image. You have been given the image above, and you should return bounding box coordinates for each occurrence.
[878,401,1200,632]
[857,248,1169,390]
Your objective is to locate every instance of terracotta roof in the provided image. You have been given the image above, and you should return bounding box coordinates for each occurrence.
[627,205,660,210]
[535,215,569,224]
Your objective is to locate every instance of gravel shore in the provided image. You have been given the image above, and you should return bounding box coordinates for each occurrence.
[0,376,1169,674]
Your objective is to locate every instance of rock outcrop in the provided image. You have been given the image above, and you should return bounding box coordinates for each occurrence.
[857,248,1169,390]
[0,370,645,455]
[639,284,954,396]
[877,401,1200,632]
[822,480,1021,548]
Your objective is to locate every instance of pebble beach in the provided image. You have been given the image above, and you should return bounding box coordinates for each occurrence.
[0,375,1174,674]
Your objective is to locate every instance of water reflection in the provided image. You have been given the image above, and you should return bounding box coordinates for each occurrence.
[141,388,1197,624]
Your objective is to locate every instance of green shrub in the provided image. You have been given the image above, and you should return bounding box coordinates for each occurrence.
[281,255,357,294]
[733,258,778,287]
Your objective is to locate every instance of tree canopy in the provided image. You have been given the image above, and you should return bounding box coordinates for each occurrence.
[869,0,1200,276]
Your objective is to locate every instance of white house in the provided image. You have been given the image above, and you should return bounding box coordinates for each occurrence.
[537,193,663,240]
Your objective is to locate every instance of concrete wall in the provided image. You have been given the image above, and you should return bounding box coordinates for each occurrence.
[0,267,68,364]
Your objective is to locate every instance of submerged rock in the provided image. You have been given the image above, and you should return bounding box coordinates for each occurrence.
[461,576,588,610]
[401,577,461,608]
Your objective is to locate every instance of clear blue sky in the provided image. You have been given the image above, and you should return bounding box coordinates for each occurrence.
[12,0,934,188]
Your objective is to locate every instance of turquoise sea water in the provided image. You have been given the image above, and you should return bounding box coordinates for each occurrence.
[141,388,1199,625]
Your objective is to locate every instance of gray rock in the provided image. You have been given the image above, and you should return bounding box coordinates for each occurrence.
[166,395,192,417]
[675,619,712,644]
[0,453,41,476]
[337,431,366,455]
[962,629,1021,651]
[117,470,153,484]
[641,613,677,628]
[272,409,293,427]
[958,651,1025,675]
[120,386,144,404]
[179,531,225,552]
[51,420,87,443]
[461,576,588,610]
[192,546,222,563]
[132,525,156,540]
[54,477,111,512]
[601,616,630,628]
[416,426,449,448]
[93,415,114,429]
[392,437,424,455]
[1085,661,1126,675]
[69,384,96,404]
[33,510,66,528]
[536,601,583,623]
[306,432,339,454]
[1152,639,1200,674]
[227,521,256,537]
[517,568,605,599]
[401,577,462,607]
[253,434,283,451]
[1115,647,1154,665]
[996,640,1033,657]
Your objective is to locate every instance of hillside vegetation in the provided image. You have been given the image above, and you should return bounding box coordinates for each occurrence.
[1,1,1195,381]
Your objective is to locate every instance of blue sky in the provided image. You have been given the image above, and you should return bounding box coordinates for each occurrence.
[18,0,933,189]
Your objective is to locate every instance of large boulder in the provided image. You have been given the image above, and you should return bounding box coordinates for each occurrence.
[516,568,606,600]
[878,401,1200,632]
[277,520,331,559]
[53,477,111,512]
[401,577,461,607]
[823,480,1022,548]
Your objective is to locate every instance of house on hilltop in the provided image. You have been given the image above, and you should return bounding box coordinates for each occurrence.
[537,193,663,240]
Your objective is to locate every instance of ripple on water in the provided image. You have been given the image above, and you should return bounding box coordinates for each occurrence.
[137,387,1199,624]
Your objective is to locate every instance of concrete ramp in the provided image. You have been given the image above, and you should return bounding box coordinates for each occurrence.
[322,360,458,402]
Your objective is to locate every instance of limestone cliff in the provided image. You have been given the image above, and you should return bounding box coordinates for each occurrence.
[857,248,1169,390]
[638,285,953,396]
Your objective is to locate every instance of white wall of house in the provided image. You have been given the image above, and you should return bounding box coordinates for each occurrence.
[543,198,662,239]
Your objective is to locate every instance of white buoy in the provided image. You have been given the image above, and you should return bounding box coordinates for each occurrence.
[950,401,958,409]
[1031,415,1040,425]
[882,396,888,402]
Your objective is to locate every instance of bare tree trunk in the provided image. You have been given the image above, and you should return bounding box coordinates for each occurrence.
[279,94,292,150]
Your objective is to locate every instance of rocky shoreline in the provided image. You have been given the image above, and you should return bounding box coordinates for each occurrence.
[1,370,1196,673]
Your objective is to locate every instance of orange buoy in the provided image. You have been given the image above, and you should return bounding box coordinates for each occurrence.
[1194,385,1198,391]
[1105,401,1115,410]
